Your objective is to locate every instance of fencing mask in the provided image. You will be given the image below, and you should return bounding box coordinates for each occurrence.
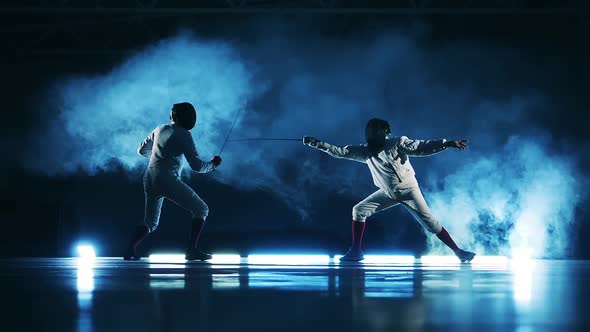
[365,118,391,156]
[171,102,197,130]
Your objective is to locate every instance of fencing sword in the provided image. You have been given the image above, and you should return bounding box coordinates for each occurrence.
[218,107,244,156]
[218,108,305,155]
[227,138,302,142]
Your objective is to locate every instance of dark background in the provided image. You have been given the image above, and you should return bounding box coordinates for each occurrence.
[1,1,589,258]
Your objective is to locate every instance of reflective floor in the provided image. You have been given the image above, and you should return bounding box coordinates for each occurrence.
[3,256,590,331]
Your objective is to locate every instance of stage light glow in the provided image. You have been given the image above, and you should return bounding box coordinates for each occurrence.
[467,255,510,271]
[420,255,510,265]
[471,255,509,264]
[511,247,533,261]
[76,245,96,259]
[76,260,95,293]
[210,254,242,265]
[76,259,94,332]
[148,254,185,263]
[148,253,242,265]
[512,260,533,304]
[362,255,416,264]
[420,255,460,264]
[248,254,330,265]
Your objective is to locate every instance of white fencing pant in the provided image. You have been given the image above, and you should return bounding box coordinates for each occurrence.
[351,184,442,234]
[143,170,209,232]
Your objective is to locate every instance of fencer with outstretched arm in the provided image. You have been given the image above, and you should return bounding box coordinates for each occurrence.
[303,118,475,262]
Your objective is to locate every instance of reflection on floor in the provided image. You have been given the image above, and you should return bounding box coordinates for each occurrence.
[2,255,589,331]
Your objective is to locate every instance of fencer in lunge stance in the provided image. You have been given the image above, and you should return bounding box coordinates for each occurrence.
[124,102,222,261]
[303,118,476,262]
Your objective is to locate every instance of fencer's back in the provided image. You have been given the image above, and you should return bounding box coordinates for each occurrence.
[147,124,187,176]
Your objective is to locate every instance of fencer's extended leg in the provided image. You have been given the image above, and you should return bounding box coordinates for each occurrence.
[162,178,212,261]
[436,227,459,251]
[340,190,398,262]
[400,185,476,263]
[435,227,475,262]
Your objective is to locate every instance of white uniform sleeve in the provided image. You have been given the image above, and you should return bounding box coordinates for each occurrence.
[312,141,369,163]
[183,131,216,173]
[397,136,447,156]
[137,129,155,158]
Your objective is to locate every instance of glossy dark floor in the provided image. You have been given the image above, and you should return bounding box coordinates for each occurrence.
[3,256,590,331]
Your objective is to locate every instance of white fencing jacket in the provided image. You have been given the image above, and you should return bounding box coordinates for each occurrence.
[138,123,216,177]
[313,136,448,194]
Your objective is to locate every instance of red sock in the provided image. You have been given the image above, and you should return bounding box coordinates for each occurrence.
[351,219,366,250]
[189,218,206,249]
[436,227,459,252]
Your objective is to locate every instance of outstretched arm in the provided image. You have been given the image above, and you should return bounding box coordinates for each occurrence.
[183,131,219,173]
[303,136,368,163]
[398,136,468,156]
[137,130,155,158]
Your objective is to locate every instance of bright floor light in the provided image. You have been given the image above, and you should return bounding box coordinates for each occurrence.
[76,260,95,293]
[471,255,509,265]
[149,254,185,263]
[363,255,416,264]
[511,247,533,261]
[419,255,460,264]
[248,254,331,265]
[419,255,510,267]
[333,255,415,264]
[77,245,96,259]
[210,254,242,264]
[145,253,513,266]
[148,253,243,264]
[512,258,534,303]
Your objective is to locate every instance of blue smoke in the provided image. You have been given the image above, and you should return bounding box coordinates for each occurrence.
[425,135,581,258]
[28,30,585,258]
[34,35,264,175]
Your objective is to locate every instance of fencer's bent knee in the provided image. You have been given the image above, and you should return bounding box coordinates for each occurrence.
[144,222,158,233]
[352,204,368,222]
[192,202,209,220]
[424,218,442,234]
